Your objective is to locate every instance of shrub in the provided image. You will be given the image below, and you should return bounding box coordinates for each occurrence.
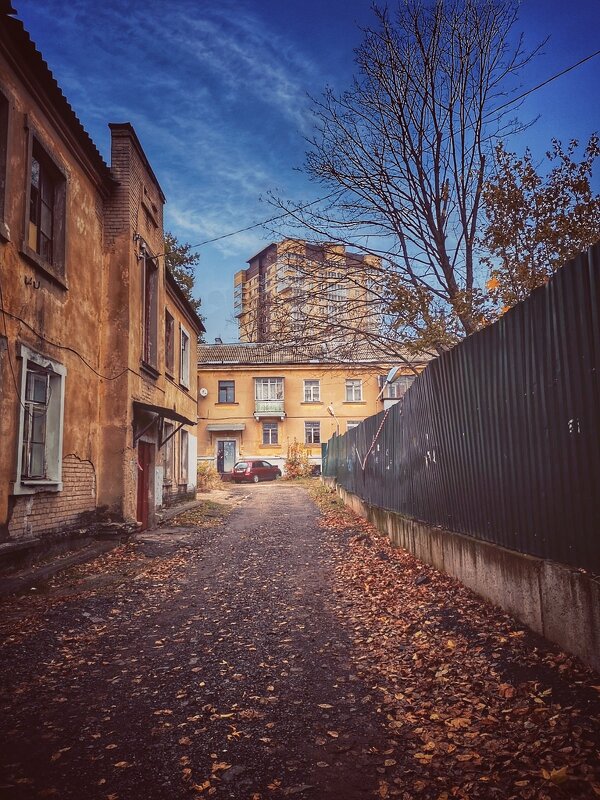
[197,461,222,491]
[284,439,312,479]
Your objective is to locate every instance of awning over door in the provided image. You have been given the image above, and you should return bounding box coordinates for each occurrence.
[133,401,196,426]
[132,401,196,447]
[206,423,246,432]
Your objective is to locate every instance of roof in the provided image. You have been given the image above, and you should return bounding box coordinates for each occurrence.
[197,340,429,367]
[0,7,114,190]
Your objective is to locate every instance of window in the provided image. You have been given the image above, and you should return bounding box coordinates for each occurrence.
[304,380,320,402]
[255,377,283,401]
[15,345,66,493]
[180,429,189,484]
[163,422,174,483]
[142,251,159,370]
[326,271,347,317]
[263,422,278,445]
[345,379,362,402]
[387,375,416,399]
[218,380,235,403]
[25,138,66,278]
[165,311,175,375]
[347,420,360,431]
[305,421,320,445]
[180,325,190,388]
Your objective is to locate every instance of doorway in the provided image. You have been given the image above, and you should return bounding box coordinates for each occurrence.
[136,440,154,530]
[216,440,236,474]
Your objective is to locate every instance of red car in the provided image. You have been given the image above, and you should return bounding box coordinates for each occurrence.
[232,459,282,483]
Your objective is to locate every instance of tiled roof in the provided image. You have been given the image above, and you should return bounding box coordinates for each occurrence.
[197,340,430,366]
[1,9,114,187]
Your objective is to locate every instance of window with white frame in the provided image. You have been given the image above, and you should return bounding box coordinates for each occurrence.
[16,345,66,492]
[262,422,278,445]
[180,325,190,388]
[163,422,174,484]
[345,379,362,402]
[255,377,283,400]
[347,420,360,431]
[304,379,320,402]
[179,429,189,484]
[305,421,320,445]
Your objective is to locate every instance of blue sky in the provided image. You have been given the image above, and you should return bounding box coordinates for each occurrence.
[16,0,600,341]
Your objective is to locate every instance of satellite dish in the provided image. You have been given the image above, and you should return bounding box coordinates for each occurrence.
[199,387,208,397]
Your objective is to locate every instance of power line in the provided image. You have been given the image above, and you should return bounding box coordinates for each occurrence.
[175,48,600,255]
[489,48,600,117]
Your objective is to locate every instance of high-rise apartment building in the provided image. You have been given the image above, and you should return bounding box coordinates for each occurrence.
[234,239,380,344]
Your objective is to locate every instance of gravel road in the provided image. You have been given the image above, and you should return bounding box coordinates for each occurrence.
[0,482,392,799]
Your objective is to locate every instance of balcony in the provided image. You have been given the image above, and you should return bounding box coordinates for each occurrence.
[254,399,285,419]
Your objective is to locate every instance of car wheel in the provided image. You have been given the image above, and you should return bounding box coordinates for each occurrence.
[253,474,259,483]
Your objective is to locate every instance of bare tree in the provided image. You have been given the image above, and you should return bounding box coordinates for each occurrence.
[272,1,541,354]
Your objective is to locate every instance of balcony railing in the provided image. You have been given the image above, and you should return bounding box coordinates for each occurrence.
[254,399,285,418]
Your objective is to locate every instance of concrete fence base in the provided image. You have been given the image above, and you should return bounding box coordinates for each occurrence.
[325,479,600,673]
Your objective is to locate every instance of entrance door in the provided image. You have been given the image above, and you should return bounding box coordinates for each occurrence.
[136,441,153,531]
[216,440,236,473]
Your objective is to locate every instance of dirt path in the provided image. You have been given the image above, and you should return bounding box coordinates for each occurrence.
[1,481,598,800]
[0,483,392,799]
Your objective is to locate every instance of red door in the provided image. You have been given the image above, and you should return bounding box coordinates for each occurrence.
[136,441,153,531]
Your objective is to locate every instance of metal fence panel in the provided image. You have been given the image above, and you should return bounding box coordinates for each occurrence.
[324,244,600,572]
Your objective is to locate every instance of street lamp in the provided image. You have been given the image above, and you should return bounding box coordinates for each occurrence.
[377,365,401,401]
[327,403,340,435]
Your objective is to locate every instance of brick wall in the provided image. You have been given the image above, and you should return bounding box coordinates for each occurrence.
[8,454,97,541]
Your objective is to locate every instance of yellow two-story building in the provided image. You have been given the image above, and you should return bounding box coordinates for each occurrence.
[197,342,427,473]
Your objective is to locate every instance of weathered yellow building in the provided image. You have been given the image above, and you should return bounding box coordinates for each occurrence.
[0,8,203,552]
[197,343,425,472]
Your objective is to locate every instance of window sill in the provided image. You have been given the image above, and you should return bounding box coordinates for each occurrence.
[140,360,160,380]
[20,242,68,290]
[217,402,239,406]
[301,401,323,405]
[12,479,63,496]
[343,401,366,405]
[259,443,280,448]
[179,382,190,393]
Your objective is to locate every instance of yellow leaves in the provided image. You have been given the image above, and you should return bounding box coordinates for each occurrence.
[414,752,433,762]
[191,780,211,793]
[498,683,516,699]
[378,780,389,798]
[267,778,282,790]
[486,276,500,291]
[317,703,333,709]
[113,761,131,768]
[383,758,397,767]
[327,730,339,738]
[445,639,456,650]
[316,761,329,768]
[211,762,231,774]
[178,736,192,745]
[541,766,568,784]
[447,716,470,729]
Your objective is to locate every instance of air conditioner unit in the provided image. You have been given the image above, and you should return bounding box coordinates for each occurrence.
[199,387,208,397]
